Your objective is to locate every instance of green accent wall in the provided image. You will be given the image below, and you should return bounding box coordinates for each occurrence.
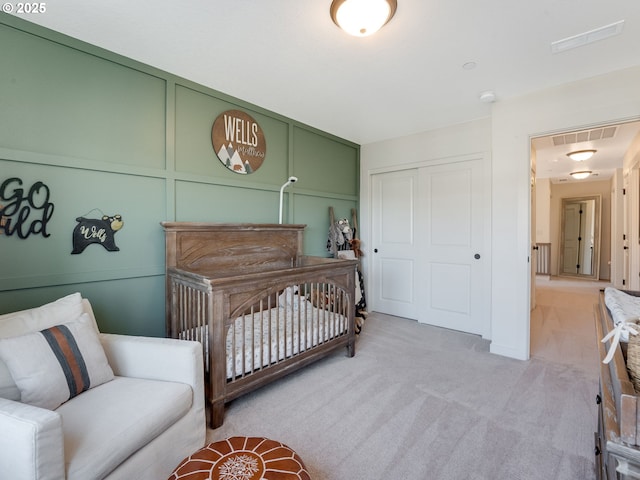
[0,14,359,336]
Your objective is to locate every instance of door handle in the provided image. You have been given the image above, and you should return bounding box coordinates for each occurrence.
[374,248,378,253]
[474,253,481,259]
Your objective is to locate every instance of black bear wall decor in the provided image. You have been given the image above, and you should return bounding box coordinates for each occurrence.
[71,214,124,254]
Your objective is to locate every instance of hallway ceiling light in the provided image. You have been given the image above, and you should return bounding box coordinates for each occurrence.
[330,0,397,37]
[567,149,596,161]
[570,170,592,180]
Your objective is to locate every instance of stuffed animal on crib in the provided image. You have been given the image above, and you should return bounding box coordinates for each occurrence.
[327,218,353,256]
[310,291,339,312]
[349,238,363,258]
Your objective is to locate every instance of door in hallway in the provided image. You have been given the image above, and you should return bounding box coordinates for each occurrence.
[562,202,582,274]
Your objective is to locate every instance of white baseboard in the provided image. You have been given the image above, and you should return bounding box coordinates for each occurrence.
[490,342,529,361]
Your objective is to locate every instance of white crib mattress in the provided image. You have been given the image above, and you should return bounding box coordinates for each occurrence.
[179,294,349,379]
[226,300,348,378]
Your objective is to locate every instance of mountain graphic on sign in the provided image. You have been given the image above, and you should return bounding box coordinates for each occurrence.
[217,143,246,174]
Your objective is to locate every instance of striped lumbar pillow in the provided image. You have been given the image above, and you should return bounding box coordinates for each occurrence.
[0,313,114,410]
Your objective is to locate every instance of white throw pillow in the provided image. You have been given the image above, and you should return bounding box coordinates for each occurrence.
[0,313,114,410]
[0,292,89,400]
[0,292,86,337]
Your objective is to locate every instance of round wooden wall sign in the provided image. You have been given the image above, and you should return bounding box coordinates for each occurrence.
[212,110,266,174]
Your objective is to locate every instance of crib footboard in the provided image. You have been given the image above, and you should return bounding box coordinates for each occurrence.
[167,256,357,428]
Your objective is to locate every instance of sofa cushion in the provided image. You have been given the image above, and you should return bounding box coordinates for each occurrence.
[0,313,114,410]
[0,293,89,401]
[56,375,193,480]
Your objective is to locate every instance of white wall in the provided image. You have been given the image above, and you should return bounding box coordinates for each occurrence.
[622,133,640,289]
[535,178,551,244]
[611,169,624,288]
[362,64,640,361]
[492,65,640,360]
[623,130,640,172]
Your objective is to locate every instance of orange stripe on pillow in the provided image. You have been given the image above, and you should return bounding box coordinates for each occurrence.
[41,325,90,399]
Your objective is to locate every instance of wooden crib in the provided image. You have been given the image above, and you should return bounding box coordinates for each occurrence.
[161,222,358,428]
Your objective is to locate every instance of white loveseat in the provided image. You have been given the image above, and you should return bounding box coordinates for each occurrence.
[0,293,205,480]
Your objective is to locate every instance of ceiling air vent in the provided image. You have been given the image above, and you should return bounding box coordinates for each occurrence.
[552,126,618,146]
[601,126,617,139]
[551,21,625,54]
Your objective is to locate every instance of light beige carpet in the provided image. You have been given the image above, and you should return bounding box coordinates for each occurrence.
[206,277,601,479]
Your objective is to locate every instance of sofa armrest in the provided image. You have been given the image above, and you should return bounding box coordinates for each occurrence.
[0,397,65,480]
[99,334,204,399]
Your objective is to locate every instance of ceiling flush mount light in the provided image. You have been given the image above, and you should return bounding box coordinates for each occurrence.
[330,0,397,37]
[570,171,592,180]
[567,149,596,161]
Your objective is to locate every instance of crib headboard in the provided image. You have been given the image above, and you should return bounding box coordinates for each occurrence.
[161,222,306,274]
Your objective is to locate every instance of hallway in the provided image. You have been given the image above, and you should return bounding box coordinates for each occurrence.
[530,276,611,373]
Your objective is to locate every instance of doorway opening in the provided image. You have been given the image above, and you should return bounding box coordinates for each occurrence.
[529,119,640,351]
[530,119,640,282]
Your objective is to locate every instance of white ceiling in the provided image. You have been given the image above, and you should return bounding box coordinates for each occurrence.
[10,0,640,158]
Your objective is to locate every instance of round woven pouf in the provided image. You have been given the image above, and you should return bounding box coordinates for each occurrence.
[168,436,311,480]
